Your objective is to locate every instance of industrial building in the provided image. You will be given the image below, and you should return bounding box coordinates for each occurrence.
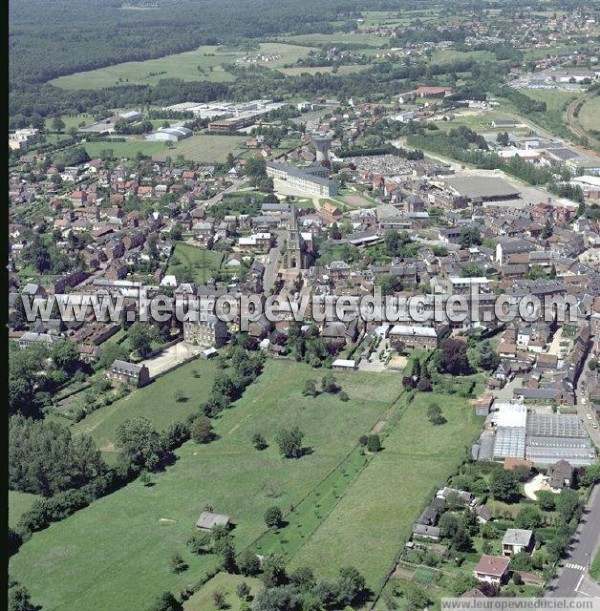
[475,402,595,467]
[266,162,337,197]
[146,126,193,142]
[443,175,521,204]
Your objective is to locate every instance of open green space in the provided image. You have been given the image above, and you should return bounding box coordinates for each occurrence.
[49,43,315,90]
[578,95,600,135]
[166,243,225,285]
[10,360,402,611]
[289,391,483,592]
[83,139,171,160]
[183,573,262,610]
[9,491,41,529]
[71,358,219,455]
[592,548,600,583]
[157,134,246,164]
[280,32,389,48]
[278,65,369,77]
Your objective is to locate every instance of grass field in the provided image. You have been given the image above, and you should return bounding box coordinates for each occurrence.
[11,360,403,611]
[166,243,225,284]
[183,573,262,610]
[83,139,170,160]
[49,43,315,90]
[592,549,600,583]
[157,134,246,164]
[9,491,41,529]
[71,358,218,457]
[578,95,600,135]
[288,392,483,592]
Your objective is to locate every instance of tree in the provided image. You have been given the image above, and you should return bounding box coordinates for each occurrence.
[490,470,519,503]
[378,274,403,296]
[367,434,381,453]
[98,342,128,369]
[9,295,28,331]
[190,416,214,444]
[405,584,431,611]
[236,582,251,600]
[436,338,471,376]
[52,116,66,133]
[339,391,349,402]
[416,377,432,392]
[452,527,473,552]
[451,573,479,596]
[459,225,482,248]
[264,505,283,529]
[51,340,80,374]
[469,340,500,372]
[128,322,154,358]
[555,488,581,521]
[212,591,226,609]
[336,566,366,606]
[115,417,169,471]
[261,553,288,587]
[302,379,318,397]
[275,427,304,458]
[238,549,261,576]
[149,591,183,611]
[439,514,461,539]
[427,402,446,425]
[321,372,339,394]
[252,432,268,450]
[515,505,543,529]
[537,491,556,511]
[252,585,303,611]
[289,566,316,591]
[187,533,211,555]
[169,552,187,573]
[8,583,36,611]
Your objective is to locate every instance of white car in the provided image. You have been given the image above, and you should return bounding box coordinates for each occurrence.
[587,414,593,420]
[593,423,598,429]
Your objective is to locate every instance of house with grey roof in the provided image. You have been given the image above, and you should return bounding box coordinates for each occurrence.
[502,529,533,557]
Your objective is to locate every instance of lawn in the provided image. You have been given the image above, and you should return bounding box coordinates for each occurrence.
[9,491,41,529]
[10,360,402,611]
[71,358,219,456]
[49,43,315,90]
[592,548,600,583]
[288,391,484,592]
[166,243,225,284]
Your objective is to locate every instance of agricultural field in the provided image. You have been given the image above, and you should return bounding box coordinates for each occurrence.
[9,491,41,529]
[10,360,403,611]
[71,358,219,457]
[166,243,225,285]
[280,31,389,48]
[289,392,483,591]
[49,43,315,90]
[157,134,246,164]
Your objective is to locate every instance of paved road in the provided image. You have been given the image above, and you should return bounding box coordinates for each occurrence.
[263,239,282,294]
[547,484,600,599]
[576,352,600,448]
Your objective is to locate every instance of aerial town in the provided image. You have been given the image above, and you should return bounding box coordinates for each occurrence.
[7,1,600,611]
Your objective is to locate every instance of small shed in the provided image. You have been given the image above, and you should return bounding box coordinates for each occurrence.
[196,511,230,531]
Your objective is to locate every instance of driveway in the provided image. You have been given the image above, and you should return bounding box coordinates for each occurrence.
[141,341,203,378]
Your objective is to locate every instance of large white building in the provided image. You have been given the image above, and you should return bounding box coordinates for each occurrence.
[146,126,193,142]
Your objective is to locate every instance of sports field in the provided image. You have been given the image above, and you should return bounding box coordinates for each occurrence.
[49,43,315,90]
[10,360,402,610]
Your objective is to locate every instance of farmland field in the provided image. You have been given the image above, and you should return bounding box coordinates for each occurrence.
[288,392,483,591]
[10,360,403,611]
[49,43,315,90]
[156,134,246,164]
[166,243,225,285]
